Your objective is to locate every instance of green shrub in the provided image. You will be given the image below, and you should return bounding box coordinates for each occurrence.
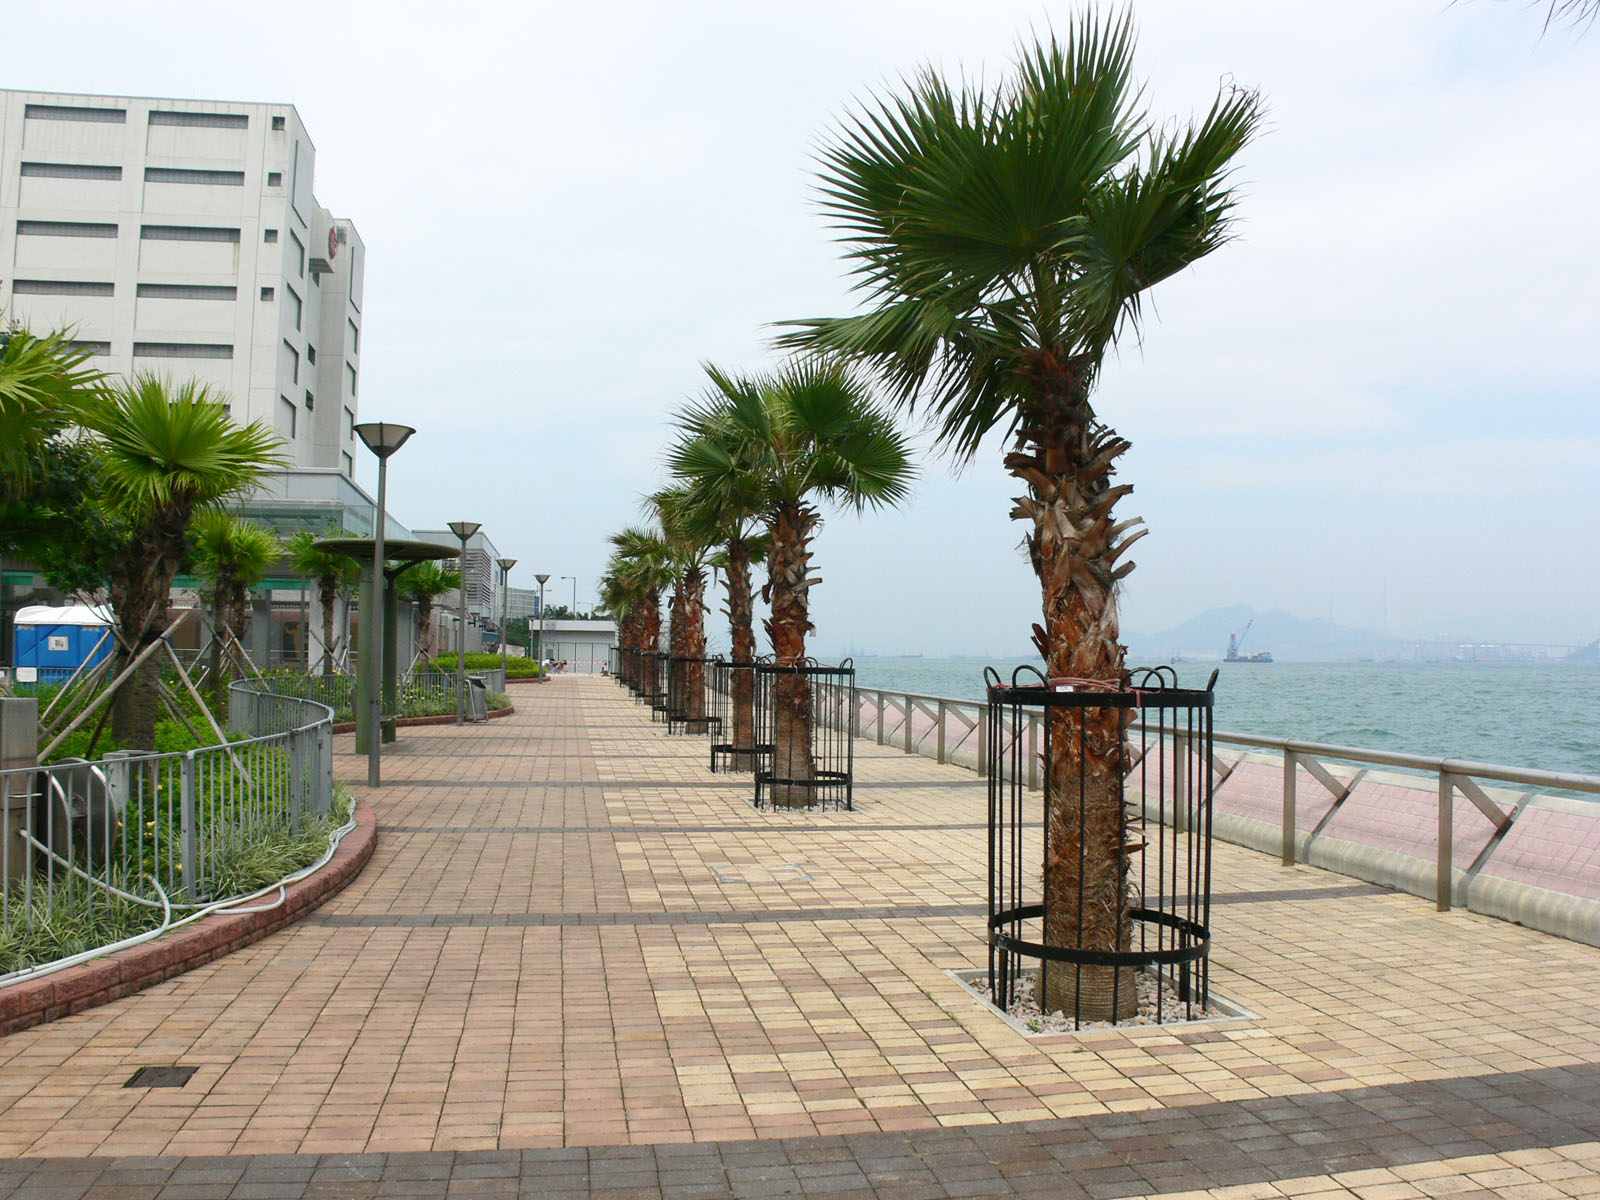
[429,653,543,678]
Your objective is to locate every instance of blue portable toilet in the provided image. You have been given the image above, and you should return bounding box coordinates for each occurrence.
[12,604,115,684]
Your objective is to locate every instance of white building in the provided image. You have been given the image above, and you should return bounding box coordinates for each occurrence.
[412,527,504,655]
[0,89,365,472]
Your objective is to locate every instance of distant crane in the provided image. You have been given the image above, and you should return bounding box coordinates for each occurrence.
[1226,619,1273,663]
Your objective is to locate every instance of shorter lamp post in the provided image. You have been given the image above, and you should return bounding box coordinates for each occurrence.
[496,557,517,678]
[449,521,481,724]
[352,421,415,788]
[536,573,550,672]
[560,575,576,618]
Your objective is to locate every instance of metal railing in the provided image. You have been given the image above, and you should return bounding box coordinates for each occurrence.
[253,667,506,721]
[850,683,1600,916]
[0,678,336,975]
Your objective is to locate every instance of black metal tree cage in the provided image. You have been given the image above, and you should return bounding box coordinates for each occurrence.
[636,651,666,711]
[709,657,772,773]
[666,655,723,735]
[986,665,1217,1028]
[619,647,644,695]
[753,659,855,811]
[608,645,621,681]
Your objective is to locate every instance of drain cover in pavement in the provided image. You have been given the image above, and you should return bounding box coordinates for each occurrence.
[124,1066,197,1089]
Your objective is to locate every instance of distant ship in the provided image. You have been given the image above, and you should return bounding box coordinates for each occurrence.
[1225,620,1274,664]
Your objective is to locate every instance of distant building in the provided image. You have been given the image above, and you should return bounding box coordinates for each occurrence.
[0,88,365,473]
[412,528,504,655]
[506,586,542,621]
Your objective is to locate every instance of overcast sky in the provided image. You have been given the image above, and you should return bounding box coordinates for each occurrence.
[16,1,1598,654]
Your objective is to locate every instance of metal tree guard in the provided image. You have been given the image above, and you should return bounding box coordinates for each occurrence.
[666,655,723,735]
[709,657,770,773]
[986,665,1217,1028]
[753,658,855,811]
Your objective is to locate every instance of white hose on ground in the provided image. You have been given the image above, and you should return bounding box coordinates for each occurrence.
[0,806,360,991]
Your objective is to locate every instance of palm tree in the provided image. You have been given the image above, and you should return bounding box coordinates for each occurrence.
[190,511,281,704]
[780,15,1261,1013]
[605,526,674,693]
[89,374,283,748]
[286,528,360,676]
[396,560,461,663]
[666,358,913,803]
[0,323,106,503]
[663,391,773,765]
[650,486,724,724]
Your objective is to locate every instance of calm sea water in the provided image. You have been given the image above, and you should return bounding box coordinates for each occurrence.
[848,657,1600,777]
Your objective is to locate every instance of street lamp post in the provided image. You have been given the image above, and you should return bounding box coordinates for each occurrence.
[352,422,415,788]
[496,557,517,678]
[449,521,481,724]
[560,575,576,619]
[536,573,550,672]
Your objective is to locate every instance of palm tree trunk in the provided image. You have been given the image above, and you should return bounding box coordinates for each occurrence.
[764,503,816,805]
[318,576,338,677]
[725,539,757,762]
[417,595,434,662]
[108,514,188,749]
[681,567,707,720]
[1011,352,1142,1021]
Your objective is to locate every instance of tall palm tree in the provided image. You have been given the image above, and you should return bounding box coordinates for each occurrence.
[666,357,913,803]
[650,486,724,724]
[606,526,674,694]
[663,385,773,765]
[397,560,462,663]
[286,528,360,676]
[90,374,283,748]
[190,511,281,704]
[0,324,106,503]
[781,15,1261,1013]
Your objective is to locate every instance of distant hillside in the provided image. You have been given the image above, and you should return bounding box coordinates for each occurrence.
[1126,604,1399,662]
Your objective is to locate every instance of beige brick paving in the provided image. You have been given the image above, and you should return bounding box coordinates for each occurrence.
[0,673,1595,1197]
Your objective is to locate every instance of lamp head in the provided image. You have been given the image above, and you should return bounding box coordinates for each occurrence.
[448,520,482,541]
[353,422,416,458]
[535,573,551,585]
[496,557,518,573]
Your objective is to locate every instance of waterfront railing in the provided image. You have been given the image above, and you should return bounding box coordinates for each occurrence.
[845,683,1600,943]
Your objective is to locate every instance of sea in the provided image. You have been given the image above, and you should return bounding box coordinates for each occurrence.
[846,657,1600,778]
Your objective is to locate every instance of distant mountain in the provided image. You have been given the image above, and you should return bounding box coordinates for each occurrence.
[1568,639,1600,664]
[1125,604,1399,663]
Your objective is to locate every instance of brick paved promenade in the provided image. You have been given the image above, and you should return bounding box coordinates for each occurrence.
[0,674,1596,1197]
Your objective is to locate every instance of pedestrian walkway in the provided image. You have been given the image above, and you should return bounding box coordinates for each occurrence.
[0,674,1596,1197]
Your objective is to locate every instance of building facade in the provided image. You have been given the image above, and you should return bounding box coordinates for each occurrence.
[0,89,365,472]
[412,528,504,656]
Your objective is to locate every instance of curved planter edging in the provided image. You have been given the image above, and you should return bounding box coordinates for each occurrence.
[331,705,515,735]
[0,799,378,1038]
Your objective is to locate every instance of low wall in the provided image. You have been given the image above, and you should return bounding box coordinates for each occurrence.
[0,800,376,1037]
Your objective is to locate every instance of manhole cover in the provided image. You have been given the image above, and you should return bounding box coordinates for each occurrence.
[124,1066,197,1089]
[711,863,812,884]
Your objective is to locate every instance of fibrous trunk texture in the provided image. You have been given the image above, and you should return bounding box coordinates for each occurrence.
[681,567,706,720]
[1008,351,1144,1021]
[318,576,338,675]
[763,503,818,806]
[417,595,435,662]
[724,539,757,762]
[109,508,191,750]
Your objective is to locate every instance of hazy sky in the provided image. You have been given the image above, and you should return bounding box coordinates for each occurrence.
[15,1,1598,654]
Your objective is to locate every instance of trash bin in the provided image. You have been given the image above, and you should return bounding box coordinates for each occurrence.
[466,675,489,722]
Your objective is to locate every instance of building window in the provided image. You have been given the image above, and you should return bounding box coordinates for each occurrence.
[24,103,125,123]
[345,407,355,441]
[286,284,302,331]
[272,115,286,131]
[18,220,117,238]
[268,171,283,187]
[304,389,315,411]
[342,451,353,476]
[149,110,248,129]
[264,228,279,244]
[283,339,299,384]
[20,162,121,180]
[347,318,359,354]
[306,344,317,365]
[132,342,233,359]
[144,167,245,187]
[279,395,297,438]
[136,283,237,300]
[288,229,304,277]
[260,286,275,301]
[346,362,357,396]
[66,340,112,356]
[140,225,240,243]
[12,280,114,296]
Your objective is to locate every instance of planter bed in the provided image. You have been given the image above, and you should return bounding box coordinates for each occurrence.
[332,704,514,735]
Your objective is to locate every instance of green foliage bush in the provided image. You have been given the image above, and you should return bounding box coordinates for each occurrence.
[429,653,543,678]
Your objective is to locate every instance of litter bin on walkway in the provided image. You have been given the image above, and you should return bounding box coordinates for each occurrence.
[465,675,489,722]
